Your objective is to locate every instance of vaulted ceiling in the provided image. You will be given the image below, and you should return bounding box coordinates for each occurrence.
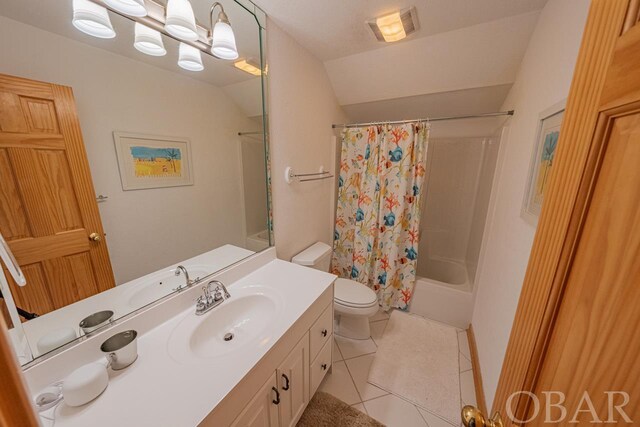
[253,0,548,61]
[254,0,550,135]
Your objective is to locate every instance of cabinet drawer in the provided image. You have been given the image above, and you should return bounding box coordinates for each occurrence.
[310,337,332,396]
[309,303,333,361]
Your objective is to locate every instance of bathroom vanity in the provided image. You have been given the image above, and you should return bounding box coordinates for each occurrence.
[24,248,335,426]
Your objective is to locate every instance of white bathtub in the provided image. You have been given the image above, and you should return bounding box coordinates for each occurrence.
[410,257,474,329]
[245,229,270,252]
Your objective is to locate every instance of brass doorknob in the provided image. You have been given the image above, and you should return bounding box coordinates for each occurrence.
[89,233,101,242]
[462,405,504,427]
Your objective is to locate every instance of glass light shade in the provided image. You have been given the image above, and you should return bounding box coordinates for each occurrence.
[134,23,166,56]
[72,0,116,39]
[165,0,198,42]
[211,21,238,60]
[103,0,147,17]
[178,43,204,71]
[376,12,407,42]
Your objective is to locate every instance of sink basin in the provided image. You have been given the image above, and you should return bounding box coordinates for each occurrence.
[168,284,282,362]
[123,266,210,309]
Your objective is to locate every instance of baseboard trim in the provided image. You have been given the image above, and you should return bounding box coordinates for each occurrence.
[466,324,488,415]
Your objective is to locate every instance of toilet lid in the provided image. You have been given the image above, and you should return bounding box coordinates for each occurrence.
[335,278,378,307]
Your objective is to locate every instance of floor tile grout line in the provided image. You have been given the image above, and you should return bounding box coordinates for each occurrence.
[361,393,458,427]
[416,405,432,427]
[361,393,432,426]
[339,350,377,361]
[351,402,369,415]
[333,338,344,362]
[343,353,367,405]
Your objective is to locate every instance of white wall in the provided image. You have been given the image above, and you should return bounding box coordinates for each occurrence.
[470,0,590,409]
[266,21,348,261]
[0,16,257,284]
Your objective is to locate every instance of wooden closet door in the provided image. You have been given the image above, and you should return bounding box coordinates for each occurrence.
[0,73,115,317]
[491,1,640,425]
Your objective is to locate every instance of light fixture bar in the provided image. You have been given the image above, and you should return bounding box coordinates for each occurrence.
[89,0,217,57]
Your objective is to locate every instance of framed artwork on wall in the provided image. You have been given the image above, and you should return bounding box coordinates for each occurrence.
[522,100,566,224]
[113,132,194,191]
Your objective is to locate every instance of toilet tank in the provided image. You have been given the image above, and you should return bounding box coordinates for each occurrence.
[291,242,332,272]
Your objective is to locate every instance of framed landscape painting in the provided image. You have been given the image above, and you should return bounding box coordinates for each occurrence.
[522,100,566,224]
[113,132,194,191]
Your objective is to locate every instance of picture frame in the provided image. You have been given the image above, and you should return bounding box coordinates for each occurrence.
[521,100,566,225]
[113,132,194,191]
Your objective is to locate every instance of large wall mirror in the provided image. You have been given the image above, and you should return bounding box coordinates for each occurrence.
[0,0,270,366]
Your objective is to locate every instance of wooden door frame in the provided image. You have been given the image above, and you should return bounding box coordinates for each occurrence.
[0,317,38,426]
[492,0,637,424]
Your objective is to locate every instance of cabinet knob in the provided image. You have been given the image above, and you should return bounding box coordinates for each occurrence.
[321,363,327,371]
[321,329,328,337]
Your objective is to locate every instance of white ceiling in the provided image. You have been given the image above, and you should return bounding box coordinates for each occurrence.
[252,0,547,133]
[253,0,548,61]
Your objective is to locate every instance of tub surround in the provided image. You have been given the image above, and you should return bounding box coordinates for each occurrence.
[25,248,336,426]
[410,277,474,329]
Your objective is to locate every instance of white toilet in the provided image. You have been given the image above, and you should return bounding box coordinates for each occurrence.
[292,242,379,340]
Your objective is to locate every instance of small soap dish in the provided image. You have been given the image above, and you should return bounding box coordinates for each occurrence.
[34,382,63,412]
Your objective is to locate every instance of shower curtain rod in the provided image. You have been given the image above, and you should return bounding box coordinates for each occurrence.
[331,110,514,129]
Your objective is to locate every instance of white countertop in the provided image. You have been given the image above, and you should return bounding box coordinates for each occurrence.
[20,245,254,360]
[39,257,335,427]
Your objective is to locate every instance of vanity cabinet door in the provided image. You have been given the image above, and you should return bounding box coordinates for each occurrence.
[231,372,279,427]
[276,333,310,427]
[309,304,332,361]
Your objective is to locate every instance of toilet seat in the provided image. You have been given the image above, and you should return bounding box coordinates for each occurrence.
[334,278,378,309]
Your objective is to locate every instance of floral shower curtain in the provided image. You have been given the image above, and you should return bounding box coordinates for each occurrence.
[331,123,429,311]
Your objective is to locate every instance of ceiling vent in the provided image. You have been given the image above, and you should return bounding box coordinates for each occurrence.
[367,7,420,43]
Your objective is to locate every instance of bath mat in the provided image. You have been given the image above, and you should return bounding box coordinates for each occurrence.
[367,311,460,424]
[297,391,385,427]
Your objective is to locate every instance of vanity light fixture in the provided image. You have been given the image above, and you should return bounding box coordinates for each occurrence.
[72,0,116,39]
[103,0,147,17]
[233,58,262,76]
[70,0,240,70]
[165,0,199,42]
[209,2,239,60]
[134,23,166,56]
[178,42,204,71]
[367,7,419,43]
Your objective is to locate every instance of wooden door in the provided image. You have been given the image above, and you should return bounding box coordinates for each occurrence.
[491,1,640,425]
[0,73,115,318]
[230,372,280,427]
[277,334,310,427]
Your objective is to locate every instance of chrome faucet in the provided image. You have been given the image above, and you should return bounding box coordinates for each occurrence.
[174,265,195,290]
[195,280,231,315]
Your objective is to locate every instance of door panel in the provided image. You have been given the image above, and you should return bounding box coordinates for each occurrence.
[277,333,310,427]
[493,1,640,425]
[529,112,640,424]
[231,372,280,427]
[0,73,115,318]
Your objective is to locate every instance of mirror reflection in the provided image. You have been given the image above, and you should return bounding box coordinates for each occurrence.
[0,0,269,364]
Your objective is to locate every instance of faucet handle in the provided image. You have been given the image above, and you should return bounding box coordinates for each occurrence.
[202,285,213,304]
[196,296,206,312]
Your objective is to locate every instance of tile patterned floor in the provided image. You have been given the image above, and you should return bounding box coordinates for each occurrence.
[318,310,476,427]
